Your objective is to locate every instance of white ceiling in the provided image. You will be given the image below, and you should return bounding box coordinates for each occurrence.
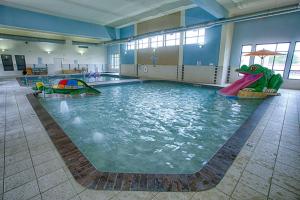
[1,0,299,27]
[217,0,300,16]
[0,0,194,27]
[1,0,299,41]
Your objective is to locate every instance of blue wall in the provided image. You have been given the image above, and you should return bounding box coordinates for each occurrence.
[183,7,222,66]
[106,25,135,68]
[120,25,135,64]
[230,12,300,78]
[0,5,115,40]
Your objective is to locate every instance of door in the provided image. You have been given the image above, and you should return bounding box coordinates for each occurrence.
[1,54,14,71]
[15,55,26,70]
[53,58,64,73]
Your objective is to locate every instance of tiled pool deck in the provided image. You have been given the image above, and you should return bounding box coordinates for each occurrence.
[0,78,300,200]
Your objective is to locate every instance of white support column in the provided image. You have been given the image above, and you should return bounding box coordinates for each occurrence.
[217,22,234,85]
[178,10,185,81]
[134,24,138,76]
[178,10,185,67]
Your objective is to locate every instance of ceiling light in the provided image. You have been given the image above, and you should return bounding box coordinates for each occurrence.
[1,49,6,52]
[47,51,51,54]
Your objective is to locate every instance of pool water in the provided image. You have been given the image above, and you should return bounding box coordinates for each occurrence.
[39,82,262,174]
[20,74,122,86]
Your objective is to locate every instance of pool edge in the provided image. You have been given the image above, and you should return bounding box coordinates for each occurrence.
[26,91,274,192]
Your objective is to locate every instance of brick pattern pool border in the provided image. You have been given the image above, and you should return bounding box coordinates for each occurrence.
[26,89,273,192]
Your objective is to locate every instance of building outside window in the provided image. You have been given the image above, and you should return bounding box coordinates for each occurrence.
[185,28,205,45]
[150,35,164,48]
[254,43,290,76]
[138,38,149,49]
[289,42,300,79]
[165,32,180,46]
[111,53,119,71]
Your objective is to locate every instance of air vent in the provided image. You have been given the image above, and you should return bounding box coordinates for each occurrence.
[78,46,88,49]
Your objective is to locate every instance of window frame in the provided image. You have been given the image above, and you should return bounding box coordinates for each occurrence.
[254,42,290,77]
[288,41,300,80]
[239,44,253,66]
[150,35,164,49]
[126,41,136,50]
[138,38,150,49]
[165,32,180,47]
[184,28,205,45]
[111,53,120,70]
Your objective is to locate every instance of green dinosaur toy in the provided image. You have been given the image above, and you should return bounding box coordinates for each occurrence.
[236,64,283,92]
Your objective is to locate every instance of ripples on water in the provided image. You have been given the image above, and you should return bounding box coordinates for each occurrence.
[40,82,261,174]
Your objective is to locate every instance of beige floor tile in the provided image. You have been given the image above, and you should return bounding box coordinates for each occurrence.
[111,191,155,200]
[63,166,73,179]
[35,158,64,178]
[29,194,42,200]
[216,172,239,196]
[245,160,273,180]
[4,167,36,192]
[277,147,300,169]
[5,150,30,166]
[269,184,300,200]
[3,180,39,200]
[29,142,54,157]
[192,188,229,200]
[38,168,68,192]
[240,171,270,195]
[69,177,86,194]
[274,161,300,181]
[79,189,119,200]
[32,150,56,166]
[231,182,267,200]
[4,158,32,177]
[153,192,194,200]
[0,178,3,195]
[5,142,28,157]
[272,172,300,196]
[41,181,76,200]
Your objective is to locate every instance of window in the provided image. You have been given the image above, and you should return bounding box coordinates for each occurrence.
[111,53,119,70]
[254,43,290,76]
[165,32,180,46]
[138,38,149,49]
[185,28,205,45]
[150,35,164,48]
[126,41,135,50]
[1,54,14,71]
[240,45,252,66]
[289,42,300,79]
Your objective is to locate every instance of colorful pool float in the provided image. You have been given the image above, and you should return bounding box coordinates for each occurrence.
[33,79,100,96]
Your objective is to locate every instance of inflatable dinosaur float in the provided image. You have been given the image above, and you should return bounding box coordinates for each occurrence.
[219,64,283,99]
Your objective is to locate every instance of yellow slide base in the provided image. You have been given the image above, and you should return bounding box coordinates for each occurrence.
[237,90,280,99]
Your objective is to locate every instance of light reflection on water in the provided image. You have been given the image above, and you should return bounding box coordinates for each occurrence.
[40,82,261,174]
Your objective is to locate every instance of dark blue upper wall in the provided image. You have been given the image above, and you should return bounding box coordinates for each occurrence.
[183,7,221,66]
[230,12,300,69]
[120,25,135,64]
[0,5,116,40]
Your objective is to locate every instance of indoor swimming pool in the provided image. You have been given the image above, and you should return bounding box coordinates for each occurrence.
[17,73,124,86]
[39,81,262,174]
